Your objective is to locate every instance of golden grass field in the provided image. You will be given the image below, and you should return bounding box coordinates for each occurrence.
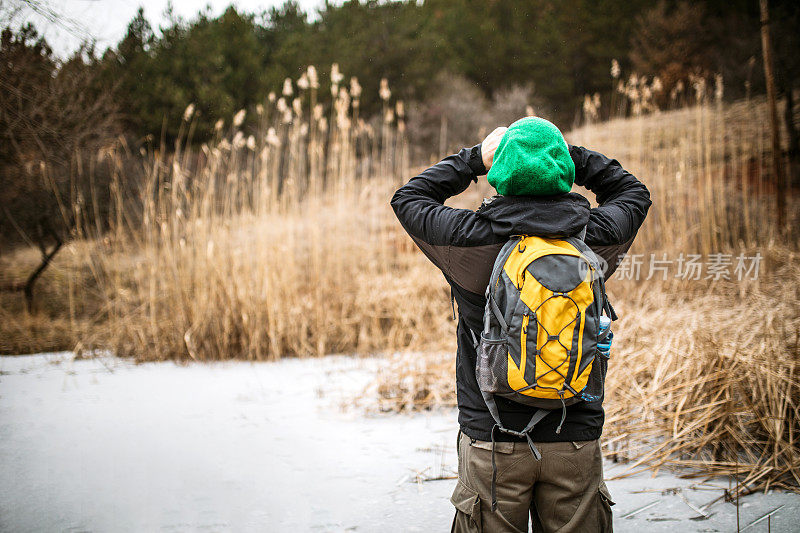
[1,75,797,495]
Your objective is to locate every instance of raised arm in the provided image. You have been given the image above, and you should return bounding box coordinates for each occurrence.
[390,144,489,250]
[390,143,508,294]
[390,126,508,250]
[391,145,486,241]
[570,145,651,245]
[570,145,652,276]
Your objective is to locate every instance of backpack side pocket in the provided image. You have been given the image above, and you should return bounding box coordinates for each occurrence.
[476,335,507,394]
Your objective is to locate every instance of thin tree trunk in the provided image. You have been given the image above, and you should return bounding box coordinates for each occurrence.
[439,114,448,159]
[784,80,799,188]
[759,0,787,228]
[23,239,63,312]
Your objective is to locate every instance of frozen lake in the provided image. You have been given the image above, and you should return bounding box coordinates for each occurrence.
[1,353,798,532]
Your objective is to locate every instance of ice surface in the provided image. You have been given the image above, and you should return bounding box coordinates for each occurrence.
[1,353,797,532]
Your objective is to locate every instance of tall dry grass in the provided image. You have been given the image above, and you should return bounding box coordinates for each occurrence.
[67,66,798,491]
[602,253,799,493]
[75,66,450,360]
[572,96,796,254]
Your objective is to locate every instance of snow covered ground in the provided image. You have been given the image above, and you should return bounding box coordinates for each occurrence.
[1,353,797,532]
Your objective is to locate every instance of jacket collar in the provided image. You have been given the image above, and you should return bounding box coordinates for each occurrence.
[475,192,590,238]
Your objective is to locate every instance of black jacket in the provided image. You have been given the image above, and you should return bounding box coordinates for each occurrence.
[390,144,651,442]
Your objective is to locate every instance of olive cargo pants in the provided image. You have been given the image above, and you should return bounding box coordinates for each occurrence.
[451,432,614,532]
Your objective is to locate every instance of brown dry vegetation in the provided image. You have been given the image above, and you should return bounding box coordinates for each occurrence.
[0,243,99,354]
[68,74,448,360]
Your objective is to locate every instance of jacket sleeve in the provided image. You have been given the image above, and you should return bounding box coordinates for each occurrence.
[391,144,490,242]
[570,145,652,246]
[390,145,503,293]
[569,145,652,276]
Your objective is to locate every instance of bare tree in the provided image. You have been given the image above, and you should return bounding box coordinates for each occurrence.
[0,23,119,311]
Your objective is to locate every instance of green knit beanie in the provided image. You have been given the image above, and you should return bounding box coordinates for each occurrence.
[487,117,575,196]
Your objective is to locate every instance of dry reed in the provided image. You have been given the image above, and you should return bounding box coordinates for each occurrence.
[75,65,448,360]
[602,251,799,493]
[571,96,797,254]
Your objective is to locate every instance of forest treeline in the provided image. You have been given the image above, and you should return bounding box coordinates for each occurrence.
[6,0,800,139]
[1,0,799,250]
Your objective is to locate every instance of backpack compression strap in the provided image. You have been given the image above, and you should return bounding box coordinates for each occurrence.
[487,291,508,334]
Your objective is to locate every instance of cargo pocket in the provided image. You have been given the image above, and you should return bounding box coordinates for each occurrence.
[450,479,482,532]
[597,481,615,532]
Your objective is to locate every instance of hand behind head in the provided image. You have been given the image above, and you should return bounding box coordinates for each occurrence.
[481,126,507,170]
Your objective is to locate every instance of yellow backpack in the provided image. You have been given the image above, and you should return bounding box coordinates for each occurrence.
[475,234,615,452]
